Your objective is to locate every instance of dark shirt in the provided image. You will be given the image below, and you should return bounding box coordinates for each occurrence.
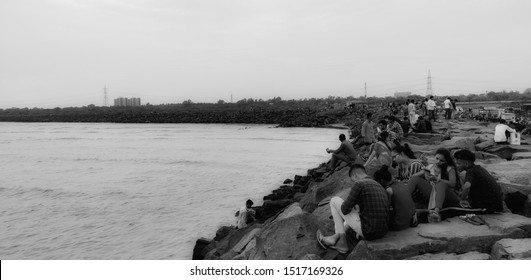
[389,182,416,231]
[465,165,503,213]
[341,178,389,240]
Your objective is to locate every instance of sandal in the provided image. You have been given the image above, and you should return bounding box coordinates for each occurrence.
[428,209,441,223]
[316,230,348,254]
[459,214,484,226]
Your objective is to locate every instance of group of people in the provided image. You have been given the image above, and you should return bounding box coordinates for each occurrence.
[319,114,503,254]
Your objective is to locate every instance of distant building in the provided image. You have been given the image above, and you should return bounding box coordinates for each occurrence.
[394,92,412,98]
[114,97,141,107]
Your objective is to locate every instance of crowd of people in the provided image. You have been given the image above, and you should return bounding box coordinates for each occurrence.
[318,111,504,254]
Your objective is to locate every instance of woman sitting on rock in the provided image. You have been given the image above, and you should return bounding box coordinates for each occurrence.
[374,165,418,230]
[407,148,460,223]
[364,131,393,177]
[391,143,425,181]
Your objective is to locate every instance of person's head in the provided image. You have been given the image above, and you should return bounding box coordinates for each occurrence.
[339,134,346,141]
[424,98,428,102]
[246,199,254,208]
[385,115,397,123]
[434,148,455,168]
[499,119,506,124]
[453,149,476,172]
[377,119,387,130]
[378,131,389,142]
[392,143,416,163]
[366,112,373,119]
[373,165,393,187]
[349,164,367,181]
[430,96,434,100]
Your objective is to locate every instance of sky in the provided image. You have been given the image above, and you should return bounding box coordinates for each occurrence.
[1,0,530,109]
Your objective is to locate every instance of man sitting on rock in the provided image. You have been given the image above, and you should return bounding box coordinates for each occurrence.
[494,119,516,144]
[326,134,358,173]
[316,164,389,254]
[235,199,256,229]
[454,149,503,213]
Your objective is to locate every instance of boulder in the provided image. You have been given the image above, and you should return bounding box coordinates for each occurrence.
[483,145,531,160]
[483,159,531,185]
[512,152,531,160]
[246,212,334,260]
[440,136,479,151]
[475,139,496,151]
[347,213,531,260]
[491,238,531,260]
[407,251,490,260]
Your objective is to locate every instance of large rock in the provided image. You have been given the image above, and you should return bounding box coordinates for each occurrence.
[440,136,479,151]
[483,159,531,185]
[491,238,531,259]
[407,251,490,260]
[483,145,531,160]
[246,210,334,260]
[347,213,531,260]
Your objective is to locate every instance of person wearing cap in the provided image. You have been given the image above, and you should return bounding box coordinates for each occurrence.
[235,199,256,229]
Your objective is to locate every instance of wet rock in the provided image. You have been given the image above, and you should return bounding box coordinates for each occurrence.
[491,238,531,259]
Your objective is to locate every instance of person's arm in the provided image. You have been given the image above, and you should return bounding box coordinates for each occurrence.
[361,122,367,137]
[341,183,361,215]
[327,142,345,154]
[507,125,516,133]
[437,167,457,188]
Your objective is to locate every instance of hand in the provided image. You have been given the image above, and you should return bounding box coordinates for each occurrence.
[459,200,471,208]
[326,148,330,153]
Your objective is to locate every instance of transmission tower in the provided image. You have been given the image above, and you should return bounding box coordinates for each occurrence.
[426,69,434,96]
[103,86,108,106]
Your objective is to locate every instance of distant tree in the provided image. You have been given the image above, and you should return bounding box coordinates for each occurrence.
[217,99,225,105]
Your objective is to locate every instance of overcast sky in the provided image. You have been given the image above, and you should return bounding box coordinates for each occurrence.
[1,0,530,108]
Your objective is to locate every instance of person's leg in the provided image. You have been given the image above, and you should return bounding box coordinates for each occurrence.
[330,153,349,170]
[322,197,363,250]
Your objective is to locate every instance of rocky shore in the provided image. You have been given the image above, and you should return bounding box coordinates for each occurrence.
[193,119,531,260]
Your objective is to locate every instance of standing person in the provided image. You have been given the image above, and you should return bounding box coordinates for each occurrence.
[454,149,503,213]
[451,99,458,119]
[407,148,460,223]
[326,134,358,173]
[374,165,417,230]
[408,100,417,125]
[427,96,437,122]
[443,97,452,120]
[316,164,389,253]
[361,112,376,145]
[423,98,429,116]
[236,199,256,229]
[494,119,516,144]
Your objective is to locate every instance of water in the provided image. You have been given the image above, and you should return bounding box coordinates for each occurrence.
[0,122,347,259]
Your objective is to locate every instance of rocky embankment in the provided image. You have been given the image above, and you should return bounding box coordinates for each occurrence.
[193,120,531,260]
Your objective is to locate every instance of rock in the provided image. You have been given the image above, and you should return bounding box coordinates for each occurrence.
[491,238,531,259]
[215,226,236,241]
[192,238,212,260]
[512,152,531,160]
[504,191,529,214]
[407,251,490,260]
[484,145,531,160]
[246,212,334,260]
[483,159,531,185]
[283,179,293,184]
[440,136,479,151]
[347,213,531,260]
[271,203,303,223]
[475,139,496,151]
[262,199,294,218]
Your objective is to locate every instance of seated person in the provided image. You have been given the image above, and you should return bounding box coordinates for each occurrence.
[494,119,516,144]
[400,117,411,136]
[407,148,460,223]
[316,164,389,254]
[326,134,358,173]
[412,116,430,133]
[374,165,417,230]
[453,149,503,213]
[235,199,256,229]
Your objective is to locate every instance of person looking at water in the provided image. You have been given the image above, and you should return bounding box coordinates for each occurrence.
[236,199,256,229]
[316,164,389,254]
[494,119,516,144]
[454,149,503,213]
[407,148,460,223]
[361,112,376,145]
[326,134,357,173]
[374,165,418,230]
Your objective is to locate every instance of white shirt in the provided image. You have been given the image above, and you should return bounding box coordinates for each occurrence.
[443,99,452,109]
[427,99,436,110]
[494,124,516,142]
[408,103,416,114]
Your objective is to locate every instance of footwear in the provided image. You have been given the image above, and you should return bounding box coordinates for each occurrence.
[410,212,419,227]
[459,214,486,226]
[316,230,348,254]
[428,209,441,223]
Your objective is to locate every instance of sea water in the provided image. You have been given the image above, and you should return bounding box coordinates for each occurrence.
[0,122,347,259]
